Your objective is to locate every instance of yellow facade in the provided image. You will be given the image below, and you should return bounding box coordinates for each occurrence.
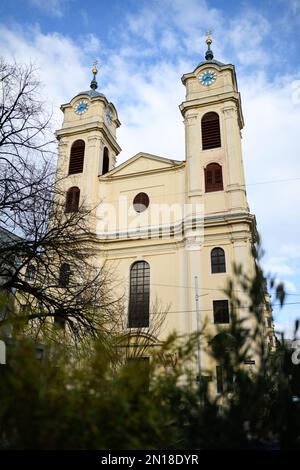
[55,43,274,391]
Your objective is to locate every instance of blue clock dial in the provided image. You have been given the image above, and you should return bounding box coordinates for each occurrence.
[75,100,89,115]
[199,69,217,86]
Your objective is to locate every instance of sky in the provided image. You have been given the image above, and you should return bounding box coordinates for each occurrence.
[1,0,300,336]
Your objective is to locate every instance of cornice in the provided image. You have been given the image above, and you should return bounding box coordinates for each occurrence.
[99,162,186,181]
[181,63,236,85]
[61,94,121,128]
[179,91,244,129]
[204,211,257,230]
[55,121,122,154]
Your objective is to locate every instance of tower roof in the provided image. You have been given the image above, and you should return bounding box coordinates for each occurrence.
[194,32,225,70]
[73,89,105,99]
[74,61,105,99]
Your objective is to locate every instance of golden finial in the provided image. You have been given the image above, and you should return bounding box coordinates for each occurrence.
[92,59,98,75]
[206,30,212,46]
[205,30,214,61]
[90,60,99,90]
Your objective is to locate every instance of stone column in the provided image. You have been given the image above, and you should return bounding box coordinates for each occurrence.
[85,135,102,212]
[223,105,240,187]
[56,139,68,180]
[185,113,203,196]
[223,105,248,211]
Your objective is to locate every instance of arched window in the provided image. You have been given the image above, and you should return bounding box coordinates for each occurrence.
[211,247,226,273]
[128,261,150,328]
[210,333,235,393]
[201,112,221,150]
[59,263,71,287]
[216,365,234,394]
[204,163,223,192]
[210,332,236,357]
[68,140,85,175]
[65,187,80,213]
[102,147,109,175]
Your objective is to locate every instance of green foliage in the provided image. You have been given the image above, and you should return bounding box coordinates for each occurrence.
[0,338,177,449]
[0,327,299,450]
[0,241,299,449]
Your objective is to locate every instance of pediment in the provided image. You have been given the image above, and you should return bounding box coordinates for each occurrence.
[104,152,183,178]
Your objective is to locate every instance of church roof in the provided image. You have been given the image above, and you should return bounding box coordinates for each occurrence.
[73,89,105,99]
[101,152,184,178]
[194,33,226,70]
[73,62,105,100]
[194,58,226,70]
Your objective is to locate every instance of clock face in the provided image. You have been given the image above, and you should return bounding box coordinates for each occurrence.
[199,69,217,86]
[105,107,113,126]
[74,100,89,115]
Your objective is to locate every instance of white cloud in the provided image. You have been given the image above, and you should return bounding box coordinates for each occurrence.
[29,0,70,18]
[274,321,295,338]
[0,23,90,129]
[240,72,300,262]
[262,257,294,277]
[161,30,179,52]
[273,309,300,339]
[82,33,101,54]
[122,0,222,57]
[282,244,300,259]
[281,280,298,294]
[126,7,158,43]
[101,55,188,162]
[227,11,271,66]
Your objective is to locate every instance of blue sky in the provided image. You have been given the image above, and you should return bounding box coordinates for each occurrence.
[1,0,300,336]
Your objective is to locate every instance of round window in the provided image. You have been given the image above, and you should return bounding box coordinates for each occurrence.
[133,192,149,213]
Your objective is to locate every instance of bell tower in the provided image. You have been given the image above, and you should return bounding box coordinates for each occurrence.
[180,33,249,215]
[179,35,260,381]
[55,62,121,228]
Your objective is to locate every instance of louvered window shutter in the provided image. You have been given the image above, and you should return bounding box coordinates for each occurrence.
[201,112,221,150]
[68,140,85,175]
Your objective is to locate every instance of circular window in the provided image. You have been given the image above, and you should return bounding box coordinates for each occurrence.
[133,192,149,213]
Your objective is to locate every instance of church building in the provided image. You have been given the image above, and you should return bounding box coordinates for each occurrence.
[55,35,274,392]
